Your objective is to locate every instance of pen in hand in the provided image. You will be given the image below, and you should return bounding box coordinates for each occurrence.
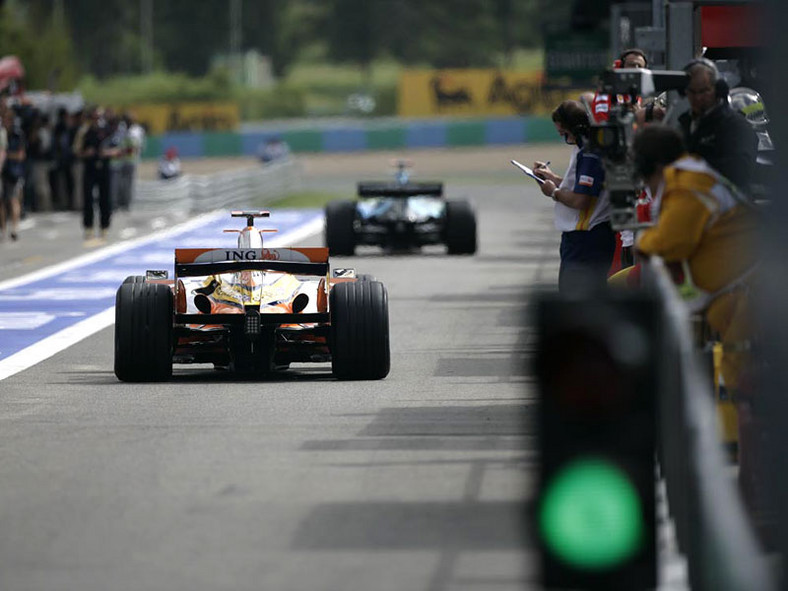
[534,161,551,180]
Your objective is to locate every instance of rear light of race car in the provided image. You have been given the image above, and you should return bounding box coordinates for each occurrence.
[244,309,261,339]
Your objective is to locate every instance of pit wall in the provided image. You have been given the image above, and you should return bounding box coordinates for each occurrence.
[141,116,561,159]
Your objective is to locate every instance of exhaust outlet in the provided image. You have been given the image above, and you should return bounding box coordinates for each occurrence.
[194,294,213,314]
[292,293,309,314]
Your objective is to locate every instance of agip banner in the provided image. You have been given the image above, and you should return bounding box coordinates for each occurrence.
[122,102,240,135]
[398,69,587,117]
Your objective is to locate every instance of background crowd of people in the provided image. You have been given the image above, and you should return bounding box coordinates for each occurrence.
[0,97,145,242]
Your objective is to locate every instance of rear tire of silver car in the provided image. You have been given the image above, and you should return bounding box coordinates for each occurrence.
[122,275,146,284]
[325,200,356,256]
[114,282,173,382]
[330,280,390,380]
[444,199,477,255]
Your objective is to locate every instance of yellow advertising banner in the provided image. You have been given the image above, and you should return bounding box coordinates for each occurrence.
[119,102,240,135]
[398,69,589,117]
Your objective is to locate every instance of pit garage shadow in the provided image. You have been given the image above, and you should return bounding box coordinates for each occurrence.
[303,403,533,452]
[295,402,536,589]
[422,287,536,383]
[291,499,531,551]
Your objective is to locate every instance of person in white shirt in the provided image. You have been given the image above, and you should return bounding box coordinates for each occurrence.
[532,100,615,293]
[158,146,182,180]
[118,112,145,210]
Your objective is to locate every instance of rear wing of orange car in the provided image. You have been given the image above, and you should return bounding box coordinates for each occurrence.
[174,247,329,278]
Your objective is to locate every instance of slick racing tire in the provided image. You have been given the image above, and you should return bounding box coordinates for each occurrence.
[114,282,173,382]
[330,280,390,380]
[444,199,477,255]
[325,200,357,256]
[122,275,146,284]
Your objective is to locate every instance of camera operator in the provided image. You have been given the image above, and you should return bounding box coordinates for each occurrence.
[591,48,648,124]
[587,49,653,274]
[679,58,758,193]
[533,100,615,293]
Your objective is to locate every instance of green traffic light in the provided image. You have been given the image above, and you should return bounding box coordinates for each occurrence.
[539,456,645,570]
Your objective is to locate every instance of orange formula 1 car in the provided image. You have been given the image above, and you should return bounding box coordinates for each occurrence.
[114,211,390,381]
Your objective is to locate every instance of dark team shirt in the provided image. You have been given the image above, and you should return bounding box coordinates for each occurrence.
[678,102,758,191]
[2,128,26,181]
[573,149,605,197]
[82,125,109,168]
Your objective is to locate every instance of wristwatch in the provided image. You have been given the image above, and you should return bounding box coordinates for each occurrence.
[551,187,559,201]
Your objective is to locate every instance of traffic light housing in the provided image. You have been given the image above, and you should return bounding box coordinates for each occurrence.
[532,292,659,589]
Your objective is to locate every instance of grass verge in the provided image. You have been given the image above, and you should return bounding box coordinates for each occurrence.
[259,191,344,209]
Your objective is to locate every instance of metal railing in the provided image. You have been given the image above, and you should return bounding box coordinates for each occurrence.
[133,159,303,215]
[645,257,776,591]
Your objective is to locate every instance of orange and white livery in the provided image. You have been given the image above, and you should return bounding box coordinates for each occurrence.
[114,211,390,381]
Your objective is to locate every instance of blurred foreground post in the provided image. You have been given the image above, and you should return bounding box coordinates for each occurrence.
[761,1,788,587]
[532,292,659,590]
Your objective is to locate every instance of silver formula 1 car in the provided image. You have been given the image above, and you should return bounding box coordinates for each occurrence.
[114,211,390,381]
[325,160,477,255]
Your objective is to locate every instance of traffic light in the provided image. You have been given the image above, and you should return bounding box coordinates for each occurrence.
[532,292,659,590]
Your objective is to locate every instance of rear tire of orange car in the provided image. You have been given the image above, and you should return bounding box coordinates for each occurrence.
[325,200,356,256]
[114,282,173,382]
[330,280,390,380]
[444,199,477,255]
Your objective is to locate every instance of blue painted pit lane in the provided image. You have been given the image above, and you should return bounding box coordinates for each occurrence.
[0,209,324,379]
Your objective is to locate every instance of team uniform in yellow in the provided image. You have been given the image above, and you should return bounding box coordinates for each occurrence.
[636,155,758,391]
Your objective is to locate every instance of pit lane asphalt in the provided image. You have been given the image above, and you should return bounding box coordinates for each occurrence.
[0,156,564,591]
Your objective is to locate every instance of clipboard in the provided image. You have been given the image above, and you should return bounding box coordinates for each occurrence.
[510,159,545,185]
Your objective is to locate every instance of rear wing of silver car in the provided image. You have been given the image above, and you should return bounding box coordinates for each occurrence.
[357,182,443,198]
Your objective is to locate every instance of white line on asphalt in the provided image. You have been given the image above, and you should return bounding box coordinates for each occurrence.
[264,215,325,249]
[0,308,115,381]
[0,213,325,381]
[0,210,227,292]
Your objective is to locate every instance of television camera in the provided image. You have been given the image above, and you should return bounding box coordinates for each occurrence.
[587,68,688,229]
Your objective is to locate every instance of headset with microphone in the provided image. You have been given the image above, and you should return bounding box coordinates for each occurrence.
[617,48,649,69]
[679,57,729,100]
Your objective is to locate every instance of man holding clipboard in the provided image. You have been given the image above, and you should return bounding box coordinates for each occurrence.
[510,160,546,185]
[513,99,614,293]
